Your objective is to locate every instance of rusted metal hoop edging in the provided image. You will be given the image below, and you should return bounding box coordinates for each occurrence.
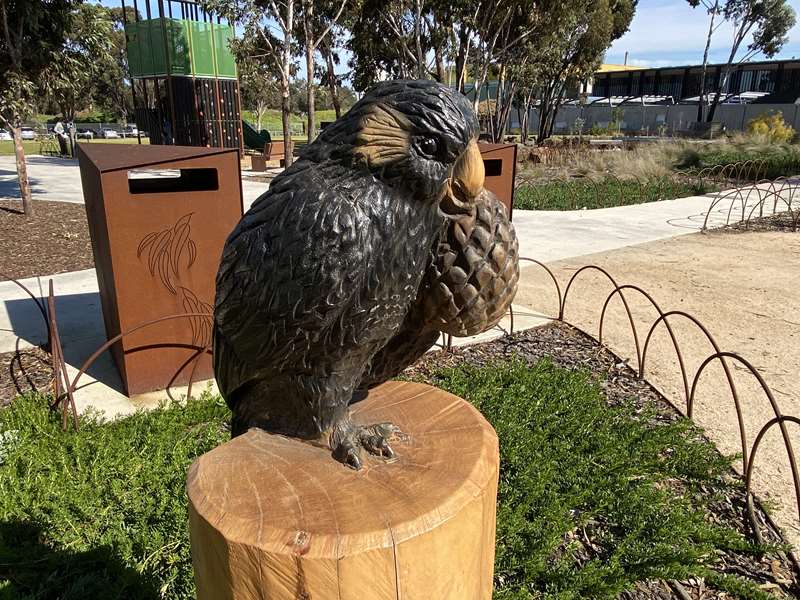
[162,342,214,403]
[560,265,642,370]
[703,187,742,230]
[689,351,797,494]
[518,257,562,320]
[599,285,689,401]
[745,415,800,530]
[641,310,745,463]
[47,281,78,431]
[68,312,214,397]
[0,271,51,343]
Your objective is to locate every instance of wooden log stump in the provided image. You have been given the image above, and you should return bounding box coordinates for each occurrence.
[187,380,499,600]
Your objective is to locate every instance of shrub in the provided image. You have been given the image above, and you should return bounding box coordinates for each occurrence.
[746,112,795,143]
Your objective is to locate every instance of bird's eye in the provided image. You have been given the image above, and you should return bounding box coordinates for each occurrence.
[416,136,439,158]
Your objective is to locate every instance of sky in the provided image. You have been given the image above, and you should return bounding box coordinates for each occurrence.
[605,0,800,67]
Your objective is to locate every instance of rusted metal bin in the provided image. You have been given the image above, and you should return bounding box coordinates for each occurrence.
[479,143,518,219]
[77,143,243,395]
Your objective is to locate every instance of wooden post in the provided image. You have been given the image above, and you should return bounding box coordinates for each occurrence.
[187,381,499,600]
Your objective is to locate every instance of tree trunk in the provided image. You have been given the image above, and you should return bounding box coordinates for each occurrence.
[303,0,316,143]
[322,42,341,119]
[697,1,718,122]
[11,126,33,216]
[281,1,294,167]
[413,0,425,79]
[707,25,743,123]
[707,61,733,123]
[454,26,470,93]
[433,47,444,82]
[305,42,315,143]
[257,103,265,131]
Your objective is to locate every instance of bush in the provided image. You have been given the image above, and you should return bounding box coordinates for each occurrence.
[746,112,795,143]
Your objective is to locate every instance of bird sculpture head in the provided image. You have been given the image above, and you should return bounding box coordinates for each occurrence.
[306,79,485,217]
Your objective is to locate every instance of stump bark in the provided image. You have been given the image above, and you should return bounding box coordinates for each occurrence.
[187,380,499,600]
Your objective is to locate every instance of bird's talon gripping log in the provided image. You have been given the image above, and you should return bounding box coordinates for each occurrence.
[213,79,519,469]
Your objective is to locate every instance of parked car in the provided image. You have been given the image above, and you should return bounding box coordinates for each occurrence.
[122,125,139,137]
[0,130,11,141]
[76,128,95,139]
[99,128,120,139]
[19,127,36,140]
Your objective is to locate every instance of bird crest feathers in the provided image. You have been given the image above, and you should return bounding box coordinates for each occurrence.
[353,103,411,168]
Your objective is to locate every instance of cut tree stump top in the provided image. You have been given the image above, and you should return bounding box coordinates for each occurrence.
[187,380,499,560]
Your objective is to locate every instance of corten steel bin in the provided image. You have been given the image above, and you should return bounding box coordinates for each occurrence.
[77,144,243,395]
[479,143,518,220]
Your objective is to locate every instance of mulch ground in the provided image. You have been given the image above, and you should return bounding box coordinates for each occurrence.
[0,199,93,280]
[406,322,799,600]
[722,210,799,233]
[0,345,52,407]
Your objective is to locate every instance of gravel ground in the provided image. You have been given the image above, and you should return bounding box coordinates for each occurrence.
[406,322,799,599]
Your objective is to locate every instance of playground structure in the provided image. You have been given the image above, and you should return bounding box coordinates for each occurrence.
[122,0,244,150]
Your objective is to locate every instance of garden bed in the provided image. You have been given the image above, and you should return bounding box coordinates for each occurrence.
[0,199,93,280]
[514,176,717,211]
[0,323,796,599]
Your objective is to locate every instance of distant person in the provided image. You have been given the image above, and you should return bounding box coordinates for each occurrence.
[54,121,69,156]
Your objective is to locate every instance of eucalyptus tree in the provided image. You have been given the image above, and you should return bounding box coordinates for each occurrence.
[705,0,795,121]
[207,0,299,164]
[0,0,92,216]
[533,0,635,142]
[296,0,347,142]
[687,0,722,121]
[41,2,114,151]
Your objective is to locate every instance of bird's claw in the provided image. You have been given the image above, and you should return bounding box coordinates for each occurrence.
[331,421,401,469]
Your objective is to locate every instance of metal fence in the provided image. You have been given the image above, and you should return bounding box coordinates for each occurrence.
[510,103,800,136]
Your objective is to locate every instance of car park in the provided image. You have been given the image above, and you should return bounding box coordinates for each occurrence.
[76,128,95,139]
[0,130,11,141]
[19,127,36,140]
[122,125,139,137]
[99,128,120,139]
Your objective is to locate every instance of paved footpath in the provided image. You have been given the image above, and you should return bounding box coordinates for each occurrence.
[0,154,782,417]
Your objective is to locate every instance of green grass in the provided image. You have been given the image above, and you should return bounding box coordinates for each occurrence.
[0,361,781,599]
[514,176,718,211]
[0,138,148,157]
[241,109,339,133]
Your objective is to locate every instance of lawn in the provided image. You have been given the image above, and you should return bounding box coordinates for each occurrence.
[0,137,148,157]
[0,357,783,599]
[514,176,718,211]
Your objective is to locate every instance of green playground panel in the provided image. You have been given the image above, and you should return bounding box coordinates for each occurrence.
[189,21,216,77]
[213,25,237,78]
[126,19,236,78]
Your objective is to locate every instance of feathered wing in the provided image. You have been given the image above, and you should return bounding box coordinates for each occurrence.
[213,163,375,406]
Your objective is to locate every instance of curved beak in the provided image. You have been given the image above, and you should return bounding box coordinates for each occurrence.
[453,138,485,199]
[440,139,485,216]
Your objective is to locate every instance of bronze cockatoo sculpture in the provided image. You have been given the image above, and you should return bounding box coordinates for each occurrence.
[214,80,518,469]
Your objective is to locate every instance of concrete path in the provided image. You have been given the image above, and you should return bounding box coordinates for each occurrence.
[0,154,272,207]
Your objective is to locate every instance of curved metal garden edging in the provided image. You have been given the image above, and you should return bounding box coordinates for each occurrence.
[510,258,800,557]
[65,311,214,400]
[0,272,50,344]
[702,176,800,231]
